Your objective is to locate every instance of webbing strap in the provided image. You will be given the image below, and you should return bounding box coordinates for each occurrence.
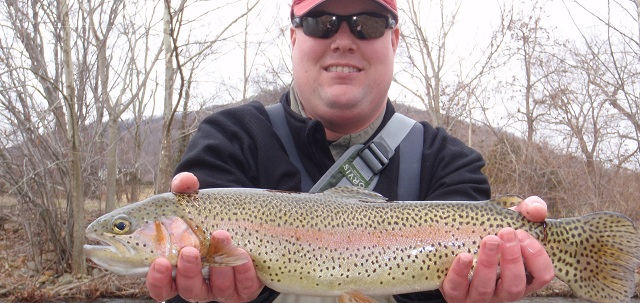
[266,103,423,200]
[309,113,417,193]
[265,104,314,191]
[309,144,368,193]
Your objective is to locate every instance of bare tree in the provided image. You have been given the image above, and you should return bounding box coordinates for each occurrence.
[0,0,93,274]
[117,0,166,203]
[505,0,563,145]
[81,0,127,213]
[539,43,617,202]
[0,0,166,276]
[395,0,512,130]
[249,4,294,97]
[483,0,640,214]
[59,0,86,274]
[156,0,258,192]
[564,0,640,168]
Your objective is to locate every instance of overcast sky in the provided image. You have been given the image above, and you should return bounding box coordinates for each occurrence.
[138,0,636,117]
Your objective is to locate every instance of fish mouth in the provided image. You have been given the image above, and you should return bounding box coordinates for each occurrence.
[83,233,151,277]
[83,251,151,277]
[83,242,120,257]
[84,232,137,257]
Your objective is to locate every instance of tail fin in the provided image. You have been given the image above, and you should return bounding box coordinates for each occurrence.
[545,212,640,303]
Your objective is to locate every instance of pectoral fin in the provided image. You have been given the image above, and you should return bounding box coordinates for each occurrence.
[201,235,248,266]
[338,292,379,303]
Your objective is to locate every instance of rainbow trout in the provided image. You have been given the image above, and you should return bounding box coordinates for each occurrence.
[83,187,640,303]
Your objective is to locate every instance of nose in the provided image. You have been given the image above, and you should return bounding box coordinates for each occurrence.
[331,21,356,52]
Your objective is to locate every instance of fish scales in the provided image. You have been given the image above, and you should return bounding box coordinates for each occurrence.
[178,189,531,296]
[84,187,640,303]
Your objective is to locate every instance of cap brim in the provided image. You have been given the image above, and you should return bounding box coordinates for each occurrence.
[292,0,324,17]
[292,0,397,20]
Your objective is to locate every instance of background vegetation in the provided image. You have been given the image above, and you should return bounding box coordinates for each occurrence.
[0,0,638,300]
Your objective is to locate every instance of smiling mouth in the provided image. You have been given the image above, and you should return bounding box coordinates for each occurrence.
[326,66,361,73]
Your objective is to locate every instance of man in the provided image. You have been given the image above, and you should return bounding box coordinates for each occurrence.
[146,0,555,302]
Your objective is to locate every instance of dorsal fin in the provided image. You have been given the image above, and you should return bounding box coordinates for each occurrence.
[323,186,390,203]
[491,195,523,209]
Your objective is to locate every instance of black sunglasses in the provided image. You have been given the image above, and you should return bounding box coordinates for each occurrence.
[292,12,397,40]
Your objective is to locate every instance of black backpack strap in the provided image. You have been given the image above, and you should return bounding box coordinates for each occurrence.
[397,122,423,201]
[265,104,314,191]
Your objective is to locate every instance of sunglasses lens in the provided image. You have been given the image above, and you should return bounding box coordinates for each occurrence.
[302,15,337,39]
[350,15,388,39]
[300,13,391,40]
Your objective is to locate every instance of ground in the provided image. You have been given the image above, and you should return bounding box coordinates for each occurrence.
[0,206,150,302]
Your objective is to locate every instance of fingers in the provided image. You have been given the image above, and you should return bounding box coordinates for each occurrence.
[207,230,264,301]
[443,227,554,303]
[208,261,237,302]
[469,228,551,302]
[467,235,501,302]
[233,249,265,301]
[208,230,238,301]
[517,230,555,294]
[494,228,526,302]
[171,172,200,193]
[511,196,547,223]
[175,247,213,301]
[167,230,261,303]
[208,252,264,302]
[146,258,178,302]
[442,235,502,303]
[441,253,473,302]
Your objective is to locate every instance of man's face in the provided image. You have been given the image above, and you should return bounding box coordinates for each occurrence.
[290,0,399,138]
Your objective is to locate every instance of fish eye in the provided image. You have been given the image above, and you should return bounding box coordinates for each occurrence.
[111,217,131,234]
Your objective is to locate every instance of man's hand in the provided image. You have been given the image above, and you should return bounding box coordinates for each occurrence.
[441,196,555,303]
[145,172,264,302]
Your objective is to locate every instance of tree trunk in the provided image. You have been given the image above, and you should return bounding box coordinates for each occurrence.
[105,116,119,212]
[59,0,85,275]
[157,0,175,193]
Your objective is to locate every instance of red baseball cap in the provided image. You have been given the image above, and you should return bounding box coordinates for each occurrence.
[291,0,398,20]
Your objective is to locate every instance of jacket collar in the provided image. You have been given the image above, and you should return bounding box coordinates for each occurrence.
[286,85,389,159]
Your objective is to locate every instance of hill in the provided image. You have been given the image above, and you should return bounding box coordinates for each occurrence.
[114,89,639,221]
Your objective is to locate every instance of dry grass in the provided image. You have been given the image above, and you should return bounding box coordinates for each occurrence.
[0,229,150,302]
[0,191,154,302]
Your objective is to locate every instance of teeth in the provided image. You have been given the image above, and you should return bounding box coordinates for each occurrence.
[327,66,360,73]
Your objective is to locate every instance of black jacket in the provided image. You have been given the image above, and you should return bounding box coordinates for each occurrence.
[169,91,491,303]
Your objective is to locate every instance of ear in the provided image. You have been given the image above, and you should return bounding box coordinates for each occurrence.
[391,27,400,54]
[290,26,297,48]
